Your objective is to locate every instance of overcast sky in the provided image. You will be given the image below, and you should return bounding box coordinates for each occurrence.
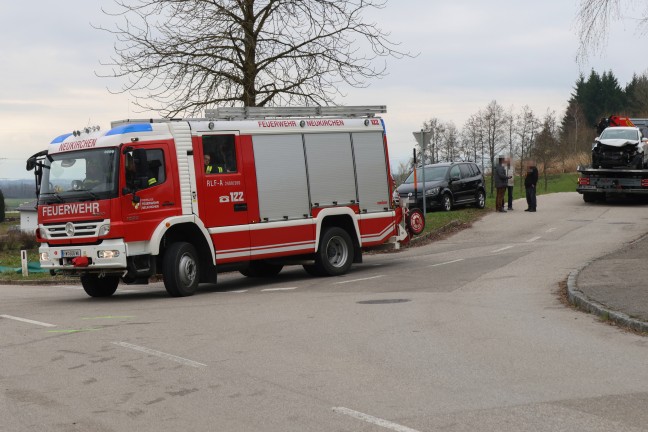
[0,0,643,179]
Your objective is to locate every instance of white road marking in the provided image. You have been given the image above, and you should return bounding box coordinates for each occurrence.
[219,290,248,294]
[428,258,464,268]
[546,227,557,233]
[526,236,541,243]
[334,275,384,285]
[112,342,206,368]
[261,287,297,292]
[491,245,515,253]
[0,314,56,328]
[333,407,421,432]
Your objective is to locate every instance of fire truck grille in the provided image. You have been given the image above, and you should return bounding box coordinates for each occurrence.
[43,220,106,239]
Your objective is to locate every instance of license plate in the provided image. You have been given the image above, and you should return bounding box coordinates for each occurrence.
[595,179,615,187]
[62,249,81,258]
[579,185,596,190]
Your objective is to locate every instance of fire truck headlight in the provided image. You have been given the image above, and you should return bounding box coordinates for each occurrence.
[98,224,111,237]
[97,250,120,259]
[39,252,49,261]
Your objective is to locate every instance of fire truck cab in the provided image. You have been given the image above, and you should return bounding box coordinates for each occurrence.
[28,106,409,297]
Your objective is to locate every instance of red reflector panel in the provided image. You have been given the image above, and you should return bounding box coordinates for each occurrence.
[641,179,648,187]
[578,177,590,186]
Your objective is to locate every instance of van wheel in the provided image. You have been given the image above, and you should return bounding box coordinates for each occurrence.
[240,261,284,277]
[442,193,453,211]
[163,242,199,297]
[313,227,354,276]
[475,190,486,209]
[80,274,119,297]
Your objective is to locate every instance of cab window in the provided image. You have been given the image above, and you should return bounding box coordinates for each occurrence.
[203,135,237,174]
[125,148,166,190]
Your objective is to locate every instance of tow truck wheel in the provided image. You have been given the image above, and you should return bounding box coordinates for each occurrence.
[80,274,119,297]
[313,227,354,276]
[240,261,284,277]
[163,242,200,297]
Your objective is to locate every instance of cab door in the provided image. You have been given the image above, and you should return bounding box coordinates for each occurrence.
[121,143,180,242]
[194,134,250,262]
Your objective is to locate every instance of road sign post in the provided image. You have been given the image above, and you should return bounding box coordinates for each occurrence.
[412,129,430,217]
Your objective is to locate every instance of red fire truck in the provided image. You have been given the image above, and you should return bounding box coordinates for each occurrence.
[27,106,412,297]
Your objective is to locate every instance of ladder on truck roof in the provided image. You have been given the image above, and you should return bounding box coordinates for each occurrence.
[204,105,386,120]
[111,106,386,128]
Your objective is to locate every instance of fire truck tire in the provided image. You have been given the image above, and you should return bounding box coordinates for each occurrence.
[80,274,119,297]
[240,261,284,277]
[163,242,200,297]
[303,264,326,276]
[313,227,354,276]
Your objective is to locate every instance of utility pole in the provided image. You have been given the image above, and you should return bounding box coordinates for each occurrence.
[412,129,430,218]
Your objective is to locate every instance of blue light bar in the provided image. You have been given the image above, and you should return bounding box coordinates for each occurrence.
[50,133,73,144]
[106,123,153,136]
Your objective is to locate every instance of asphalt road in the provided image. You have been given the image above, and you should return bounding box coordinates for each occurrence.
[3,192,648,432]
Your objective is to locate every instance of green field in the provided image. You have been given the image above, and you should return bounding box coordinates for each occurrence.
[3,198,33,212]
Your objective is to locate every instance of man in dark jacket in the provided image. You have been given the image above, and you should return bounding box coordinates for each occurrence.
[494,156,509,213]
[525,160,539,212]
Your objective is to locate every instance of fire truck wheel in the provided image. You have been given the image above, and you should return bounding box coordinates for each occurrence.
[303,264,326,276]
[314,227,354,276]
[163,242,200,297]
[80,274,119,297]
[240,261,284,277]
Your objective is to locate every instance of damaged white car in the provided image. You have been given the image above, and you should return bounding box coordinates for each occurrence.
[592,126,648,169]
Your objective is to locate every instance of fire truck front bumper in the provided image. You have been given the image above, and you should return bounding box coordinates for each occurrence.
[39,239,128,272]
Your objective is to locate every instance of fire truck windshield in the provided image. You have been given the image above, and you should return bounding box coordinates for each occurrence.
[39,148,119,204]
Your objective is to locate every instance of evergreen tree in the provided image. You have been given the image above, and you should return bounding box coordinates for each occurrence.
[625,73,648,116]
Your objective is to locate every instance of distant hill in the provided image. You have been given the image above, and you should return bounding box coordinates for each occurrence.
[0,179,36,199]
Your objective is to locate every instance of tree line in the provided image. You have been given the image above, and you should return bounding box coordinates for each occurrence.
[396,70,648,194]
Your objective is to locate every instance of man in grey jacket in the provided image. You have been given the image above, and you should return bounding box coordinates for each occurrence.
[494,156,510,213]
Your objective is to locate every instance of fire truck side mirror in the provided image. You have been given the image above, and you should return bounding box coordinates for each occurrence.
[122,146,134,155]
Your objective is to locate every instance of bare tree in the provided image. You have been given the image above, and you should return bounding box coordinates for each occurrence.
[461,114,486,170]
[515,106,539,191]
[532,111,559,191]
[576,0,631,60]
[440,122,459,162]
[482,100,507,194]
[421,118,445,164]
[392,160,411,186]
[98,0,411,115]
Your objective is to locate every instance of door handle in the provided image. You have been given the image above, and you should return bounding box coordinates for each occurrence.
[234,203,248,212]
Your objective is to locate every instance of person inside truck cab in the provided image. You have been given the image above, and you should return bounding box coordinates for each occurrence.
[126,149,157,188]
[204,153,223,174]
